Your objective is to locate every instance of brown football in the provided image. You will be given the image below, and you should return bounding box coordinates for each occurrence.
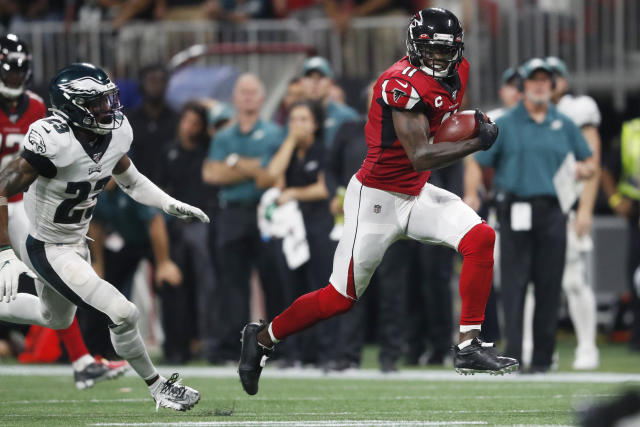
[433,110,485,144]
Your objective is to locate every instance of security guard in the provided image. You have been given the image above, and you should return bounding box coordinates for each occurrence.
[602,118,640,351]
[465,58,596,371]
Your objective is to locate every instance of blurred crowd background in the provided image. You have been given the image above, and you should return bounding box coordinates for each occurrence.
[0,0,639,372]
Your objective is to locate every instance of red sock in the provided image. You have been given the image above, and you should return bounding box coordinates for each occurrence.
[457,223,495,325]
[271,284,354,340]
[56,317,90,362]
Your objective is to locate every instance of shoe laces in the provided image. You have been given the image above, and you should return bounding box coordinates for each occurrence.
[160,373,186,400]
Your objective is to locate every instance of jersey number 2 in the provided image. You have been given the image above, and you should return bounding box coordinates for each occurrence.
[53,178,110,224]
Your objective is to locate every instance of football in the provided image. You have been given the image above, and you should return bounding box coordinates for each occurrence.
[433,110,485,143]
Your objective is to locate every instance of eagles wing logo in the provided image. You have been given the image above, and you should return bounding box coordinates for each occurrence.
[28,129,46,154]
[58,77,115,95]
[392,88,406,103]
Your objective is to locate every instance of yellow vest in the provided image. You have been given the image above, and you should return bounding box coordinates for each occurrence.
[619,118,640,200]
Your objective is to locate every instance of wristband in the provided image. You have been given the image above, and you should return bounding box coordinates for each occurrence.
[0,196,7,206]
[608,193,623,210]
[0,245,12,252]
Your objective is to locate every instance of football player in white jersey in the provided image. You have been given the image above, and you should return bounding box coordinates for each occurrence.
[547,56,601,370]
[0,63,209,411]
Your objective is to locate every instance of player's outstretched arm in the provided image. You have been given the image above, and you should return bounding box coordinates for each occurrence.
[393,109,498,171]
[0,157,38,302]
[112,155,210,223]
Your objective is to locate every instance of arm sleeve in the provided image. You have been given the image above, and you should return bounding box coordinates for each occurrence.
[112,160,175,211]
[20,150,56,178]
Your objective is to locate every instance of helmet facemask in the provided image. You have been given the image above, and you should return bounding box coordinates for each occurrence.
[408,37,462,78]
[73,88,123,135]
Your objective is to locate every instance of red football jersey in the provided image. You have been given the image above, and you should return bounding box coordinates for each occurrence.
[0,91,47,202]
[356,56,469,195]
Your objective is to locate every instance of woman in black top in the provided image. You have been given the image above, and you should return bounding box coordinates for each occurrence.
[258,100,336,367]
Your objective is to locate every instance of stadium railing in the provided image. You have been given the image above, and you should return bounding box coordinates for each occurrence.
[8,0,640,110]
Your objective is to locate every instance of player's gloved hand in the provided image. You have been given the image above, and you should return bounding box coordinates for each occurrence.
[475,109,499,151]
[163,199,210,223]
[0,247,37,303]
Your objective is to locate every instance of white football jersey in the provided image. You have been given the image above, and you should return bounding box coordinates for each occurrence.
[556,94,601,128]
[22,115,133,244]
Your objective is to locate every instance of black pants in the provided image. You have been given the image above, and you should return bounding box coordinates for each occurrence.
[405,240,455,362]
[334,239,409,366]
[280,213,337,366]
[498,197,567,370]
[158,221,217,363]
[499,197,566,368]
[212,206,280,362]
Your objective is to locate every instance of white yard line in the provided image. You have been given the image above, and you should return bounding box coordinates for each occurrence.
[89,422,488,426]
[1,365,639,383]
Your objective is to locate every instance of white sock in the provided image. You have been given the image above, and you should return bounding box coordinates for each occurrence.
[459,324,481,333]
[71,354,95,371]
[147,375,164,393]
[267,323,280,345]
[458,339,473,350]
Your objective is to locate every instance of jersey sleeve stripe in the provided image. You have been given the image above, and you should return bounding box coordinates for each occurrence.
[21,149,57,179]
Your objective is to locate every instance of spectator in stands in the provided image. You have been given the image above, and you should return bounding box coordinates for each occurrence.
[464,58,596,372]
[601,118,640,352]
[85,180,181,359]
[128,64,177,182]
[110,0,166,29]
[300,56,358,148]
[202,73,283,363]
[272,0,325,20]
[204,0,271,22]
[324,0,413,34]
[155,101,218,364]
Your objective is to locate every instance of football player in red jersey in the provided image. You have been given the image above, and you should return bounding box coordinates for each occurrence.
[0,34,128,389]
[238,8,518,395]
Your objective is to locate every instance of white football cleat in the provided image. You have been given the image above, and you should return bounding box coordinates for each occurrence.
[150,373,200,411]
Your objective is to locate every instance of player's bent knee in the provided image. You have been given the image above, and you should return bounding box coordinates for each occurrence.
[108,299,139,333]
[47,312,75,330]
[459,223,495,259]
[317,284,355,318]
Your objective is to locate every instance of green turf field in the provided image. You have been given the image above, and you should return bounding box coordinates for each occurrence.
[0,336,638,426]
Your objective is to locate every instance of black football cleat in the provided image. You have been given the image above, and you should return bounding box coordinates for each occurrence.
[238,321,273,395]
[453,337,519,375]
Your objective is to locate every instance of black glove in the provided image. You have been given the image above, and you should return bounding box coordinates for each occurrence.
[475,109,498,151]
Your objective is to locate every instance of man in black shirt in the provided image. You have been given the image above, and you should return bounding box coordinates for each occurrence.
[128,65,177,182]
[157,101,218,363]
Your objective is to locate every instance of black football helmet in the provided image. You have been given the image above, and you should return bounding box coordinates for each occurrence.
[49,63,123,135]
[0,34,32,99]
[406,8,464,78]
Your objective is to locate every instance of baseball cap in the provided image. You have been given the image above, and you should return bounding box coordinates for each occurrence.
[302,56,333,78]
[545,56,568,77]
[208,102,234,127]
[519,57,553,80]
[501,67,520,85]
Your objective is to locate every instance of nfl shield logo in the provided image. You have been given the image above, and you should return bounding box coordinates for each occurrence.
[373,204,382,214]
